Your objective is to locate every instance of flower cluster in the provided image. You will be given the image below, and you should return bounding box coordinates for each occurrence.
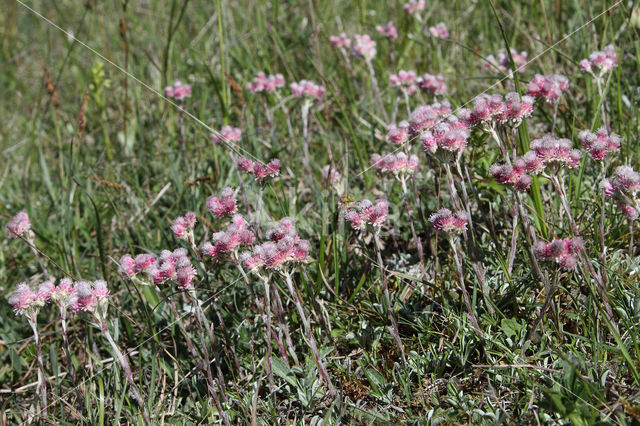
[421,117,470,155]
[329,33,351,48]
[237,157,281,182]
[6,210,32,239]
[246,72,285,93]
[535,238,584,271]
[580,45,618,77]
[207,187,237,218]
[528,135,582,170]
[485,49,528,73]
[322,165,340,184]
[240,218,311,272]
[417,73,447,95]
[489,159,533,192]
[371,152,419,176]
[578,128,621,161]
[344,199,389,231]
[10,279,111,317]
[428,22,449,39]
[211,125,242,145]
[459,92,533,129]
[403,0,425,14]
[290,80,325,100]
[171,212,197,241]
[601,166,640,220]
[409,100,452,136]
[390,70,418,94]
[203,215,255,260]
[429,208,467,234]
[376,21,398,41]
[501,92,535,127]
[165,80,192,101]
[386,121,410,145]
[120,249,197,289]
[527,74,570,103]
[352,34,377,61]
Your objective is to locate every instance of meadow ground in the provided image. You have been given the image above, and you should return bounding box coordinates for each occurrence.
[1,0,640,424]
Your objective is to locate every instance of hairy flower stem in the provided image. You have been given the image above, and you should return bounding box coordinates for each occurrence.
[100,320,151,426]
[400,177,425,270]
[454,157,475,233]
[489,128,512,165]
[449,238,484,337]
[301,100,313,183]
[443,163,463,211]
[28,317,47,419]
[595,77,607,129]
[366,59,389,122]
[373,231,407,364]
[282,271,336,394]
[551,102,559,135]
[178,109,185,148]
[599,163,608,286]
[402,89,411,116]
[235,262,275,394]
[630,220,635,259]
[60,312,76,385]
[270,282,298,366]
[508,205,519,275]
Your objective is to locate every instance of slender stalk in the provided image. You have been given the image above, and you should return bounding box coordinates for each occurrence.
[366,59,389,122]
[60,312,76,385]
[373,231,406,364]
[100,320,151,426]
[449,238,483,336]
[402,88,411,117]
[28,317,47,419]
[454,157,475,232]
[301,100,313,182]
[282,271,335,394]
[400,177,425,269]
[508,205,519,275]
[270,281,298,365]
[443,163,462,211]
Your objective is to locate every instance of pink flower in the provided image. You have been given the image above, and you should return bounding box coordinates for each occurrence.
[580,45,618,76]
[429,208,467,234]
[134,253,157,273]
[246,72,285,93]
[613,166,640,193]
[352,34,377,61]
[8,283,39,315]
[322,165,340,183]
[165,80,192,101]
[390,70,418,94]
[535,237,583,271]
[417,73,447,95]
[171,212,196,240]
[409,100,452,135]
[237,157,281,182]
[371,152,419,176]
[528,135,582,170]
[376,21,398,41]
[578,128,621,161]
[500,92,534,127]
[330,33,351,48]
[203,214,254,260]
[345,199,389,231]
[403,0,425,14]
[207,187,237,218]
[211,125,242,145]
[290,80,325,100]
[527,74,569,103]
[386,121,410,145]
[6,210,32,239]
[485,49,528,73]
[428,22,449,39]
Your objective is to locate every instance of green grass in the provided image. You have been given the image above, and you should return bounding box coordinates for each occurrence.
[1,0,640,423]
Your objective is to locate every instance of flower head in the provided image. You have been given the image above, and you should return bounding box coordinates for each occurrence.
[165,80,192,101]
[171,212,197,241]
[500,92,534,127]
[246,72,285,93]
[429,208,467,234]
[578,128,621,161]
[211,125,242,145]
[203,214,254,260]
[403,0,425,14]
[386,121,410,145]
[322,165,340,184]
[330,33,351,48]
[417,73,447,95]
[390,70,418,94]
[527,74,569,103]
[237,157,281,182]
[580,45,618,76]
[352,34,377,61]
[535,237,583,271]
[290,80,325,100]
[485,49,528,73]
[344,198,389,231]
[6,210,32,239]
[376,21,398,41]
[428,22,449,39]
[207,187,237,218]
[371,152,419,176]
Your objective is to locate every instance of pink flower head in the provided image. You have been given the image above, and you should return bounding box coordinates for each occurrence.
[578,128,621,161]
[134,253,157,274]
[171,212,196,241]
[371,152,419,176]
[417,73,447,95]
[535,237,583,271]
[486,49,528,73]
[211,125,242,145]
[352,34,377,61]
[207,187,237,218]
[500,92,534,127]
[246,72,285,93]
[290,80,325,101]
[203,214,254,260]
[490,158,532,191]
[266,217,298,242]
[118,255,136,279]
[430,118,470,154]
[580,45,618,76]
[6,210,32,239]
[403,0,425,14]
[330,33,351,48]
[165,80,192,101]
[322,165,340,184]
[409,100,452,135]
[429,208,467,234]
[529,135,582,170]
[466,94,506,128]
[428,22,449,39]
[613,166,640,194]
[527,74,570,103]
[390,70,418,94]
[50,278,77,309]
[70,281,95,313]
[600,179,616,198]
[8,283,39,315]
[237,157,281,182]
[345,198,389,231]
[376,21,398,41]
[386,121,410,145]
